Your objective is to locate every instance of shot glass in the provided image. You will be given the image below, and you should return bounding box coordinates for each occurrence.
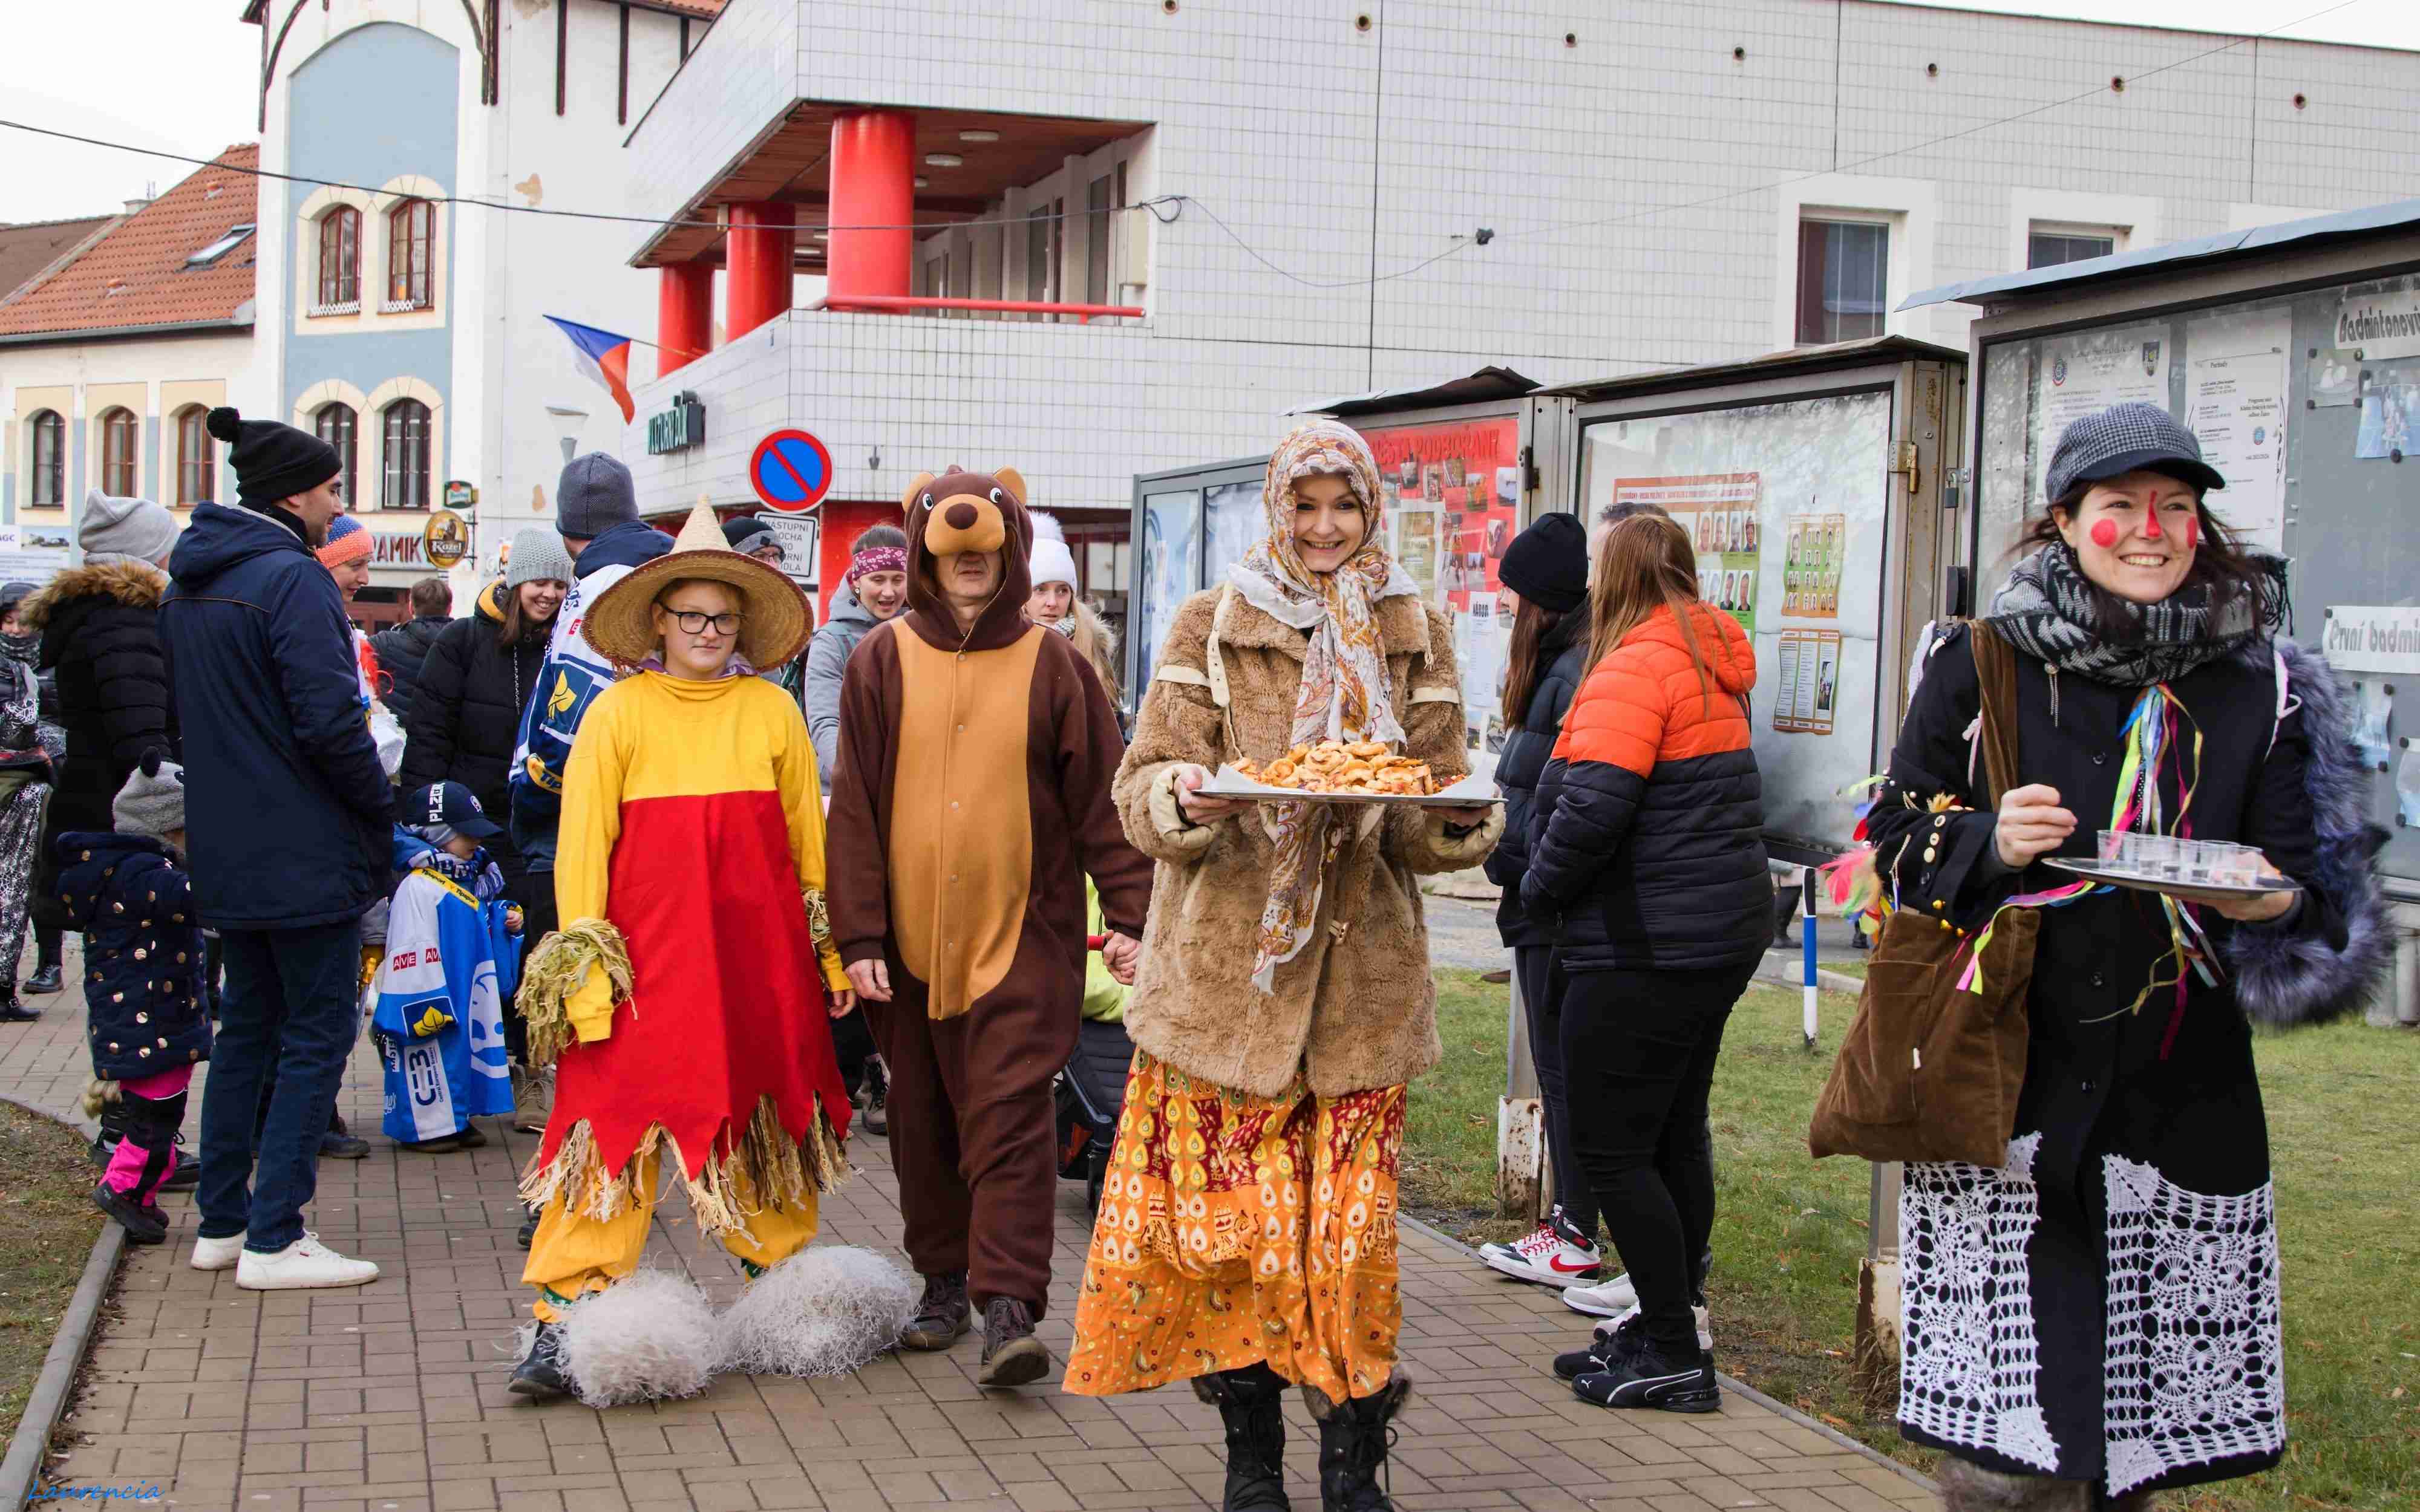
[2218,844,2261,887]
[2136,834,2179,882]
[2180,838,2216,885]
[2096,830,2137,873]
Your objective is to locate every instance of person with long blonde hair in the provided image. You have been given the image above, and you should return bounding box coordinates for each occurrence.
[1520,512,1767,1415]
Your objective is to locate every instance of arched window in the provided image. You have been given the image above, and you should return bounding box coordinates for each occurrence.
[27,411,64,507]
[313,403,358,507]
[316,206,360,309]
[98,408,139,497]
[174,405,215,506]
[386,200,433,310]
[381,399,430,511]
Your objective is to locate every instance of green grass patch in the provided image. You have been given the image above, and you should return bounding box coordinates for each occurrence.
[0,1103,105,1450]
[1405,969,2420,1510]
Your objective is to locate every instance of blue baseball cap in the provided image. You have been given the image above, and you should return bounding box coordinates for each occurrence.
[404,781,503,840]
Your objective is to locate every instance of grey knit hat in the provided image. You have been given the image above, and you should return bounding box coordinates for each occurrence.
[556,453,637,539]
[112,748,185,840]
[505,527,575,588]
[79,489,179,568]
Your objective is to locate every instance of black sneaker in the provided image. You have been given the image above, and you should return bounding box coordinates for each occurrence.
[92,1183,169,1245]
[1554,1310,1646,1381]
[0,1000,39,1023]
[517,1207,540,1251]
[1572,1340,1721,1413]
[858,1060,889,1138]
[156,1136,199,1193]
[976,1296,1049,1387]
[509,1321,572,1401]
[24,964,62,996]
[319,1130,372,1159]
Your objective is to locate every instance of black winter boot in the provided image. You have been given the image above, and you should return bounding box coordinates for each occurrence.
[1191,1364,1292,1511]
[1303,1372,1412,1511]
[508,1321,573,1401]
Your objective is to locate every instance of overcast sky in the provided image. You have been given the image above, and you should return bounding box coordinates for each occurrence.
[0,0,2411,225]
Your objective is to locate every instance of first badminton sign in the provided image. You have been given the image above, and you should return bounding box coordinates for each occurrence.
[750,429,834,514]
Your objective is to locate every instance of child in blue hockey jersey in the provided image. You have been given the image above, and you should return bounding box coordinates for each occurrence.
[372,783,521,1152]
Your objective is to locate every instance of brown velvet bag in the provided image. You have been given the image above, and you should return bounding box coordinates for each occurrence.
[1809,623,2036,1167]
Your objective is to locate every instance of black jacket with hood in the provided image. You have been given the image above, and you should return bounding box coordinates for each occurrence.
[160,502,392,930]
[369,614,451,723]
[1484,610,1589,948]
[22,560,178,837]
[400,582,550,848]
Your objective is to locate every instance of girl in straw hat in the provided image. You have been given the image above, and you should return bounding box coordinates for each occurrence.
[1064,420,1502,1512]
[508,502,867,1402]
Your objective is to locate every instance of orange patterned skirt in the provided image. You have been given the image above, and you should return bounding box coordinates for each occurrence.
[1064,1051,1406,1401]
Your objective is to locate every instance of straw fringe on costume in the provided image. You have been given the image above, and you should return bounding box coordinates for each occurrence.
[516,919,634,1067]
[517,1092,848,1239]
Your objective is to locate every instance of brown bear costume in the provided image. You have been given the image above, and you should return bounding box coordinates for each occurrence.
[825,466,1151,1380]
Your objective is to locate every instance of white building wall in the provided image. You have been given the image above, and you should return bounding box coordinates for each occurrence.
[615,0,2420,509]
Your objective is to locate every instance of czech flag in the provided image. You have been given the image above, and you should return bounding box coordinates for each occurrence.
[544,316,636,423]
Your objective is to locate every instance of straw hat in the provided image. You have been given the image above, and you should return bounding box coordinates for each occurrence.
[581,501,811,669]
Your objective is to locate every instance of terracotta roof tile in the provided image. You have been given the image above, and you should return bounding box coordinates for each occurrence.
[0,215,119,304]
[0,145,259,341]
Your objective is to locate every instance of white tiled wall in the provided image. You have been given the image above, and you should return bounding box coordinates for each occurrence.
[622,0,2420,509]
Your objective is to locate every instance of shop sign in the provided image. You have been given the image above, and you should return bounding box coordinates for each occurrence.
[647,394,708,455]
[422,511,471,569]
[749,428,832,513]
[368,532,429,569]
[443,480,478,513]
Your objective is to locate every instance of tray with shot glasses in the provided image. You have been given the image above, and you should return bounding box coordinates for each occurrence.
[2043,832,2300,899]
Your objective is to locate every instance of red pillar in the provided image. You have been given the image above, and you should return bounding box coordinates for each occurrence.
[656,263,714,377]
[826,109,915,310]
[725,201,796,339]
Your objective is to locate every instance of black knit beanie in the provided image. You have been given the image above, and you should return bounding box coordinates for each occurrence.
[1497,510,1590,613]
[206,407,342,508]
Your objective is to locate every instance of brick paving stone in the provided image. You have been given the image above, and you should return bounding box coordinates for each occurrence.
[7,939,1931,1512]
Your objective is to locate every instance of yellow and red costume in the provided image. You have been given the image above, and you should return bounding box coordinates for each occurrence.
[517,670,850,1320]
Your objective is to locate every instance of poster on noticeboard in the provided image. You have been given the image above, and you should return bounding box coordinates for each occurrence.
[1356,415,1522,774]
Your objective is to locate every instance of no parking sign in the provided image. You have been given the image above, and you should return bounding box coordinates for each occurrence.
[748,429,834,514]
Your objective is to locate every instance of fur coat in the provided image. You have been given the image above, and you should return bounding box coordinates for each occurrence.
[1114,587,1502,1100]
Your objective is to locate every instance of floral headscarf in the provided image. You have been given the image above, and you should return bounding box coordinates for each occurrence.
[1228,419,1416,992]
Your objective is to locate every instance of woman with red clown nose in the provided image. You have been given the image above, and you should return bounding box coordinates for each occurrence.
[1864,400,2386,1511]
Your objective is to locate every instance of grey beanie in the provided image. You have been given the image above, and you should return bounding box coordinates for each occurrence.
[556,453,637,539]
[113,748,185,839]
[505,527,576,588]
[80,489,179,567]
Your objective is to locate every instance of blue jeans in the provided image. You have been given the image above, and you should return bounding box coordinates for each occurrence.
[197,921,362,1253]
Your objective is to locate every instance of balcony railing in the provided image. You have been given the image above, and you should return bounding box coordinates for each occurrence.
[806,296,1143,324]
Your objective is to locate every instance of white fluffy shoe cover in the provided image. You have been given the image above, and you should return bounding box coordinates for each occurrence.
[718,1245,916,1378]
[554,1271,722,1407]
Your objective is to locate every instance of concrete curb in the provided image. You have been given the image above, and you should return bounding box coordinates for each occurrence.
[0,1094,124,1512]
[1397,1210,1934,1494]
[1754,956,1865,996]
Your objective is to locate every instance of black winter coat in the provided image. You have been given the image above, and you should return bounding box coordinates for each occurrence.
[23,561,177,836]
[400,584,549,845]
[1484,613,1588,947]
[57,831,210,1081]
[161,502,393,930]
[370,616,451,723]
[1868,625,2379,1497]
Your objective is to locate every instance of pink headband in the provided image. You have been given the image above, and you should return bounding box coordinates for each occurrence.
[847,547,906,587]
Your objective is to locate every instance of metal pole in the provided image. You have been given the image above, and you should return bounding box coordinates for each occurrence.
[1802,866,1820,1049]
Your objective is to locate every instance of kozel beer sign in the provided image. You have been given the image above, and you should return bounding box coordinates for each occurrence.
[647,393,707,455]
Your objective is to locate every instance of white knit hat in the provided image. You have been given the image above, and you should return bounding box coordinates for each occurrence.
[1028,511,1078,591]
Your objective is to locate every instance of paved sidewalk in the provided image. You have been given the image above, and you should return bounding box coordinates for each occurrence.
[2,943,1932,1512]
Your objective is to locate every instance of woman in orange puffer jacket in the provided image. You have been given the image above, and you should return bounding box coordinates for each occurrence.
[1520,511,1769,1416]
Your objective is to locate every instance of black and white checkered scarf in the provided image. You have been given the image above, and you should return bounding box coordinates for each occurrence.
[1987,543,2287,688]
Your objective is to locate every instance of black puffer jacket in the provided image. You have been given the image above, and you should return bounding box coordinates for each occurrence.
[369,615,451,723]
[24,561,177,836]
[1485,611,1589,947]
[399,582,549,844]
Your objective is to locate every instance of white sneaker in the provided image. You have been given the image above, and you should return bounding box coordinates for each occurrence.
[1588,1300,1714,1352]
[235,1233,379,1291]
[190,1233,246,1272]
[1562,1272,1640,1316]
[1479,1218,1603,1288]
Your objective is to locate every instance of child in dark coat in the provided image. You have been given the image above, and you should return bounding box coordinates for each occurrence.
[63,749,209,1244]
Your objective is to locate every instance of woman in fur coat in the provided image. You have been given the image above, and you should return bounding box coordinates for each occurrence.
[1862,404,2385,1511]
[1065,420,1502,1512]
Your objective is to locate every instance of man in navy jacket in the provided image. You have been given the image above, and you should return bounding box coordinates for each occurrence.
[160,407,390,1291]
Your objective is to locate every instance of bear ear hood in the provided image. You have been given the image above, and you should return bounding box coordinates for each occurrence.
[900,464,1036,653]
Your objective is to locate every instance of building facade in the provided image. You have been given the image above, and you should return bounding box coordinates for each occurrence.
[613,0,2418,617]
[244,0,721,614]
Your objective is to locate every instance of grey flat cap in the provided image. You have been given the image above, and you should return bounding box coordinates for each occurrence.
[2045,401,2226,505]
